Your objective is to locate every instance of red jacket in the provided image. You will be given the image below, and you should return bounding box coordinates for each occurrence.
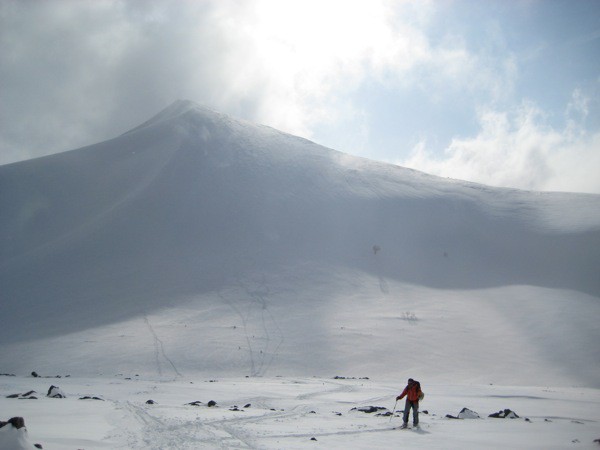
[397,380,422,402]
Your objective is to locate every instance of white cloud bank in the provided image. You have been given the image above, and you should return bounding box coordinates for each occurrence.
[403,91,600,194]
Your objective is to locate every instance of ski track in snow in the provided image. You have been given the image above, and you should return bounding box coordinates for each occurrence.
[143,315,182,379]
[218,275,285,377]
[240,275,285,377]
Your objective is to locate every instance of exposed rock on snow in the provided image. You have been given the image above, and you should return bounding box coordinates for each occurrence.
[46,385,65,398]
[458,408,480,419]
[6,391,37,399]
[0,417,42,449]
[489,409,519,419]
[351,406,387,413]
[446,408,481,419]
[0,417,25,429]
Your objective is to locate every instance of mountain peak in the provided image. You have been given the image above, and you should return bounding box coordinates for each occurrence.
[124,99,214,135]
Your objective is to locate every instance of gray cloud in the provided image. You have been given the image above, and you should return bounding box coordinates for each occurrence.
[0,1,265,163]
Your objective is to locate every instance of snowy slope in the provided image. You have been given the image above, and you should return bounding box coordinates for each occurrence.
[1,100,599,388]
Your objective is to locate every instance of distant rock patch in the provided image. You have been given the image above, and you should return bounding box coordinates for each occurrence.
[351,406,387,414]
[31,371,69,379]
[333,376,369,380]
[6,391,37,400]
[79,396,104,401]
[186,401,203,406]
[489,409,519,419]
[186,399,218,408]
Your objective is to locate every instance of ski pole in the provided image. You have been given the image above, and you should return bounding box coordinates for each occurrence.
[389,398,398,422]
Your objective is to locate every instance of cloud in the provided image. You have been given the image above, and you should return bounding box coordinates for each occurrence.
[402,92,600,194]
[4,0,592,196]
[0,0,509,166]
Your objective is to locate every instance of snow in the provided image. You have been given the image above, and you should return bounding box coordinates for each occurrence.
[1,100,599,448]
[1,376,599,449]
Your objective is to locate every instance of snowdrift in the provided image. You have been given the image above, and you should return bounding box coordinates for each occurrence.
[1,100,599,386]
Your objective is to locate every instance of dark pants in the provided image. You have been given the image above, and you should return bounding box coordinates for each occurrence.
[403,400,419,425]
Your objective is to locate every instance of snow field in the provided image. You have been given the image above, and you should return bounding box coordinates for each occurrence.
[1,376,599,449]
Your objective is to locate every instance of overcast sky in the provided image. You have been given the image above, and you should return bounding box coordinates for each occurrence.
[1,0,599,193]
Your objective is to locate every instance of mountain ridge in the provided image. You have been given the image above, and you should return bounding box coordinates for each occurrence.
[1,100,599,385]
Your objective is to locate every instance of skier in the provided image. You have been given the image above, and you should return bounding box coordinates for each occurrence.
[396,378,423,429]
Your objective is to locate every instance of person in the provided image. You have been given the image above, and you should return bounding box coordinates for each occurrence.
[396,378,422,428]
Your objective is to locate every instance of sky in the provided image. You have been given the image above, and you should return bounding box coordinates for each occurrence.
[1,0,599,194]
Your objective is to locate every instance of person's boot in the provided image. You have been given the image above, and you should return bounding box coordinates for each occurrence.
[400,423,408,429]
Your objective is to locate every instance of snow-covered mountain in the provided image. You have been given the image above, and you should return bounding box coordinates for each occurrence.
[1,100,599,387]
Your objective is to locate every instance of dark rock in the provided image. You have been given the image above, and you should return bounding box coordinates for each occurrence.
[376,411,393,417]
[351,406,386,414]
[47,385,65,398]
[31,371,39,378]
[34,444,43,449]
[0,373,15,377]
[422,410,429,414]
[310,437,317,441]
[446,414,460,419]
[207,400,217,407]
[79,396,104,401]
[244,403,251,408]
[8,391,38,399]
[489,409,519,419]
[0,417,26,429]
[187,401,203,406]
[146,400,156,405]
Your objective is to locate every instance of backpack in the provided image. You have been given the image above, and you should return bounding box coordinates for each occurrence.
[415,381,424,401]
